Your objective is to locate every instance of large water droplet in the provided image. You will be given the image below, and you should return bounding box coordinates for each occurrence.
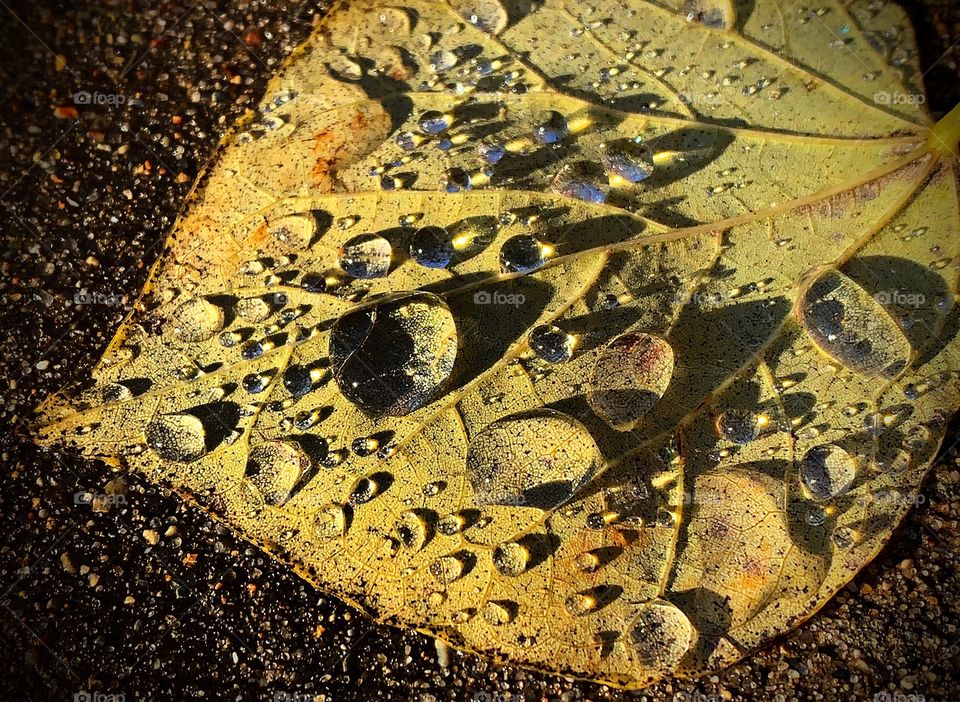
[499,234,552,274]
[410,226,455,269]
[451,0,509,35]
[396,510,429,550]
[430,553,467,583]
[587,333,674,431]
[602,138,655,183]
[715,409,765,444]
[330,292,458,416]
[246,441,310,505]
[466,409,602,508]
[236,296,273,324]
[550,164,609,204]
[429,49,458,73]
[800,444,857,501]
[313,504,346,540]
[167,297,224,342]
[145,413,207,462]
[329,54,364,82]
[417,110,454,135]
[796,267,912,378]
[338,233,393,279]
[482,600,516,626]
[492,541,530,576]
[528,324,575,363]
[629,601,694,673]
[532,110,568,145]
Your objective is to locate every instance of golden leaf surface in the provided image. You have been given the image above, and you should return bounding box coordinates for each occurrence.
[36,0,960,689]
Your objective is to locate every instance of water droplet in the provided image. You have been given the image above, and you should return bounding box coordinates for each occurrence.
[236,296,273,324]
[602,138,655,183]
[410,226,455,269]
[528,324,575,363]
[329,54,363,81]
[282,365,313,397]
[167,297,224,342]
[532,110,568,145]
[350,475,381,504]
[417,110,454,135]
[294,409,321,430]
[451,0,509,35]
[477,141,506,164]
[800,444,857,501]
[429,49,458,73]
[145,413,207,463]
[482,600,516,626]
[396,510,429,550]
[796,267,912,378]
[564,591,599,616]
[805,504,828,526]
[242,373,269,394]
[313,504,346,540]
[629,601,694,672]
[715,409,764,444]
[466,409,602,508]
[430,553,467,583]
[575,551,601,573]
[499,234,552,274]
[492,541,530,576]
[101,382,132,403]
[442,167,472,192]
[588,333,674,431]
[550,163,609,204]
[246,441,310,505]
[338,233,392,279]
[377,7,412,33]
[352,436,380,456]
[330,292,458,416]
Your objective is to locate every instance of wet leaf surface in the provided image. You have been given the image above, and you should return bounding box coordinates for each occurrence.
[34,0,960,689]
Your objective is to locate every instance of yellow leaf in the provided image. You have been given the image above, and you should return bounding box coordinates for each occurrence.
[35,0,959,689]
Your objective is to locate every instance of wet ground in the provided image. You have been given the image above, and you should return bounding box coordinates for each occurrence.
[1,1,959,700]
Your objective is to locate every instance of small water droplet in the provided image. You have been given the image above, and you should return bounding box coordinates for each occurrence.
[528,324,575,363]
[602,137,655,183]
[800,444,857,501]
[482,600,516,626]
[550,163,609,204]
[246,440,310,505]
[451,0,509,35]
[430,553,467,583]
[499,234,552,274]
[492,541,530,576]
[715,409,764,444]
[410,226,455,269]
[531,110,569,145]
[418,110,454,135]
[242,373,269,394]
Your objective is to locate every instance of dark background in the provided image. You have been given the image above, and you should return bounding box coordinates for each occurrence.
[1,1,959,701]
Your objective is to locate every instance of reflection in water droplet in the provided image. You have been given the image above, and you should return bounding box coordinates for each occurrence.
[145,413,207,463]
[532,110,569,145]
[492,541,529,576]
[236,296,273,323]
[565,592,599,616]
[282,365,313,397]
[499,234,552,274]
[313,504,346,540]
[832,525,860,550]
[377,7,412,34]
[715,409,764,444]
[800,444,857,501]
[528,324,575,363]
[629,601,694,672]
[477,141,506,164]
[429,50,458,73]
[451,0,509,35]
[168,297,224,342]
[417,110,454,135]
[350,475,381,504]
[338,233,392,279]
[442,167,473,192]
[588,333,675,431]
[796,267,912,378]
[330,292,457,416]
[242,373,269,394]
[328,54,363,81]
[246,441,310,505]
[410,226,455,269]
[602,138,655,183]
[805,504,827,526]
[466,409,602,508]
[430,553,466,583]
[101,382,132,403]
[482,600,515,626]
[396,510,429,550]
[550,164,609,204]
